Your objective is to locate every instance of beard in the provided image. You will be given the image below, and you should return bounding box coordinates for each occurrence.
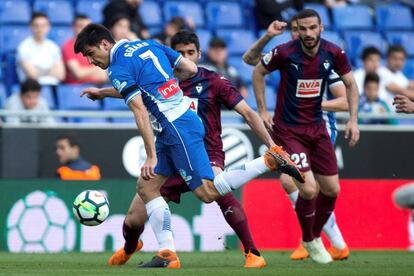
[300,34,321,50]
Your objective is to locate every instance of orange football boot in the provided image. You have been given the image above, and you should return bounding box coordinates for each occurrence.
[244,251,267,268]
[264,145,305,183]
[327,245,350,260]
[290,244,309,260]
[138,249,181,268]
[108,239,143,265]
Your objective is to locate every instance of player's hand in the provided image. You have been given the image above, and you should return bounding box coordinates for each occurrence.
[393,94,414,113]
[266,20,288,37]
[141,157,157,181]
[259,110,274,131]
[345,120,360,147]
[80,87,104,101]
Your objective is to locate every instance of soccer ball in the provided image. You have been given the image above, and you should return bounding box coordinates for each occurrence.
[72,190,110,226]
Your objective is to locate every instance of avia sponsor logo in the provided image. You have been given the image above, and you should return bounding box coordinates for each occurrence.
[158,79,181,99]
[188,98,199,113]
[296,79,322,98]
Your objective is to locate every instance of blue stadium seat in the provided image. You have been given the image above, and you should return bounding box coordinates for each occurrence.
[139,1,162,27]
[322,31,344,49]
[385,31,414,57]
[215,29,256,56]
[11,84,56,109]
[376,5,414,31]
[49,26,72,47]
[332,5,373,30]
[111,117,135,124]
[246,85,276,111]
[403,58,414,80]
[206,2,243,29]
[76,0,105,23]
[67,117,109,123]
[57,85,101,110]
[0,1,31,25]
[197,29,212,51]
[304,3,331,29]
[267,71,280,87]
[0,26,31,53]
[103,97,129,110]
[33,0,74,25]
[261,32,291,53]
[228,57,254,84]
[344,31,386,63]
[3,52,19,88]
[164,1,204,28]
[0,83,6,109]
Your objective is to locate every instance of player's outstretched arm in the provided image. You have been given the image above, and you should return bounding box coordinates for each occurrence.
[128,95,157,180]
[174,57,198,81]
[242,20,287,66]
[322,83,348,112]
[80,87,122,101]
[234,100,276,148]
[252,62,273,130]
[341,72,360,147]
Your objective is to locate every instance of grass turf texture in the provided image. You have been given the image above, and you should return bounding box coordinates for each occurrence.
[0,251,413,275]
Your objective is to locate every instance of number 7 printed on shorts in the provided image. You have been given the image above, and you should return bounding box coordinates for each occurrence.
[290,152,309,169]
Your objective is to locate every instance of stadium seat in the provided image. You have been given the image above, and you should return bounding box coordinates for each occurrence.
[57,85,101,110]
[304,3,331,29]
[111,117,135,124]
[246,85,276,111]
[403,59,414,80]
[0,26,31,54]
[197,29,212,51]
[332,5,373,30]
[139,1,162,27]
[67,117,109,123]
[164,1,205,28]
[0,1,31,25]
[0,83,6,109]
[11,84,56,109]
[385,31,414,57]
[322,31,344,49]
[228,57,254,84]
[3,52,19,89]
[76,0,105,23]
[344,31,386,63]
[206,2,243,29]
[49,26,72,47]
[266,71,280,88]
[376,5,414,31]
[261,32,291,54]
[103,97,129,110]
[215,29,256,56]
[33,0,74,25]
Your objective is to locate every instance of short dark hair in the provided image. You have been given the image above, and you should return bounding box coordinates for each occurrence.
[168,16,188,30]
[108,14,130,29]
[364,72,380,86]
[30,12,48,24]
[73,14,89,25]
[171,30,200,51]
[209,37,226,49]
[56,134,80,148]
[387,44,406,57]
[361,46,382,61]
[20,79,41,95]
[295,9,321,24]
[74,24,116,54]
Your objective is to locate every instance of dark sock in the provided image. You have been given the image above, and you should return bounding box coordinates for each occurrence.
[295,195,316,242]
[313,192,337,238]
[216,193,259,255]
[123,220,144,254]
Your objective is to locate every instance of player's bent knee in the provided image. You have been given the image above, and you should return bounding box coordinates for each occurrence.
[299,185,318,199]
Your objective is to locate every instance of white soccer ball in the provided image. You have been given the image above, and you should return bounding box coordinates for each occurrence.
[72,190,110,226]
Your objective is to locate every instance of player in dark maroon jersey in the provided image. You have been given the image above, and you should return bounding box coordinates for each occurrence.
[252,9,360,264]
[106,30,281,268]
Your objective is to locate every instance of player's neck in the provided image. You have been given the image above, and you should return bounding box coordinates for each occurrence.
[301,42,320,57]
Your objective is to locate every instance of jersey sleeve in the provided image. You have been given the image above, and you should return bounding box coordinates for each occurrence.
[327,69,343,88]
[152,40,183,68]
[332,47,352,76]
[215,75,244,110]
[109,64,141,104]
[261,46,284,72]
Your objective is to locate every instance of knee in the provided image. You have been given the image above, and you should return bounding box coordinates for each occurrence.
[321,185,340,198]
[300,184,318,200]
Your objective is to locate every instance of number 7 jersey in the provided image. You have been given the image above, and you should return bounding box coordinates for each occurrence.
[108,39,190,128]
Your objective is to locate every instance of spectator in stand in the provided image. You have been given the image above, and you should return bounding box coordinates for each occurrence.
[255,0,303,30]
[353,46,382,96]
[4,79,54,124]
[56,134,101,181]
[108,14,139,41]
[359,72,392,125]
[153,17,193,46]
[102,0,149,40]
[62,14,107,84]
[17,12,65,86]
[200,37,248,98]
[378,45,414,111]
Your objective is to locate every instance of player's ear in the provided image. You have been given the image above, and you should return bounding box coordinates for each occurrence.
[320,23,325,32]
[198,50,202,60]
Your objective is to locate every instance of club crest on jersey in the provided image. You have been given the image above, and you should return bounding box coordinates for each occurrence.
[323,60,330,70]
[195,83,203,94]
[296,79,323,98]
[263,51,272,65]
[112,79,127,92]
[158,79,180,99]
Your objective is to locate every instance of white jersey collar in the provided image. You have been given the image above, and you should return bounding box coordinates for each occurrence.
[110,39,129,63]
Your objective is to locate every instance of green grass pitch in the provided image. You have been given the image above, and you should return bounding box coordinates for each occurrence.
[0,251,413,275]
